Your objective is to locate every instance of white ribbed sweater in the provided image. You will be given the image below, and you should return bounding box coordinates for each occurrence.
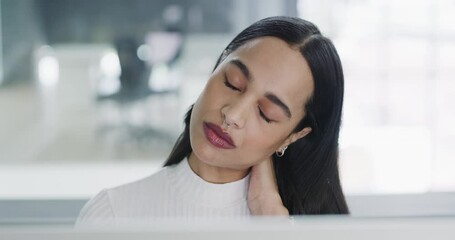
[76,159,251,226]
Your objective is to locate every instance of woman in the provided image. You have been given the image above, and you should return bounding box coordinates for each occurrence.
[77,16,348,226]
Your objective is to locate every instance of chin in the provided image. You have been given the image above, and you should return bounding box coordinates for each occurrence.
[189,129,214,162]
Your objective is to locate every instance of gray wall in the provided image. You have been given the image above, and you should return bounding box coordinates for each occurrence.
[38,0,233,44]
[0,0,44,85]
[0,0,234,85]
[0,0,298,85]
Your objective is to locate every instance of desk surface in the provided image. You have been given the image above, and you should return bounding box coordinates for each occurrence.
[1,216,455,240]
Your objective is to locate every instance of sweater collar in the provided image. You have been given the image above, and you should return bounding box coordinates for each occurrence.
[168,158,250,208]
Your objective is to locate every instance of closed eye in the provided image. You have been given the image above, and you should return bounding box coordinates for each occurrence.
[224,73,241,92]
[258,106,273,124]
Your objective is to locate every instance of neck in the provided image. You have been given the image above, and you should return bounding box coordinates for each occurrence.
[187,153,249,184]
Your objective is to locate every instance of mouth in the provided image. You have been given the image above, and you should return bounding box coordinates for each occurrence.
[203,122,236,149]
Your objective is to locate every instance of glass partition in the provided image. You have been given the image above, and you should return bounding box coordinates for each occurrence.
[0,0,454,225]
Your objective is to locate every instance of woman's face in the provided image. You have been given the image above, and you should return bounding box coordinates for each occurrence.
[190,37,314,171]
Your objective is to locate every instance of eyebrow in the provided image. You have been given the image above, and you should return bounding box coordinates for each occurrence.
[229,59,252,81]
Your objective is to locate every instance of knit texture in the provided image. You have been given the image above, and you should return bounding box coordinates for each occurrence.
[76,159,251,226]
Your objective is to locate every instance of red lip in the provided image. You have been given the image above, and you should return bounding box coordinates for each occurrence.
[203,122,236,149]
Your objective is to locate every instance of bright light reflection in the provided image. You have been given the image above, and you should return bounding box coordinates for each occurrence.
[98,76,121,96]
[98,51,121,96]
[100,52,121,78]
[148,63,170,91]
[137,44,151,61]
[38,56,59,87]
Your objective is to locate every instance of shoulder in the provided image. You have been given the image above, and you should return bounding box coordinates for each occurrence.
[75,166,171,226]
[109,165,170,198]
[75,189,115,227]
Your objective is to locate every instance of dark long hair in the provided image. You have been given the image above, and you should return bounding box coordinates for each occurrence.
[164,16,349,215]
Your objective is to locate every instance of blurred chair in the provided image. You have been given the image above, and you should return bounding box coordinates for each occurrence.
[94,34,183,158]
[113,37,150,100]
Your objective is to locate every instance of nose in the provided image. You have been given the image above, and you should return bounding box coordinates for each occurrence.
[221,98,249,129]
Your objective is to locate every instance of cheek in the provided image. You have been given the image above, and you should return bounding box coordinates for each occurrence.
[240,124,286,160]
[191,80,219,122]
[196,78,225,108]
[189,77,225,150]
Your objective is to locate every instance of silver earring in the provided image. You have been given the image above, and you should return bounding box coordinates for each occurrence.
[276,146,288,157]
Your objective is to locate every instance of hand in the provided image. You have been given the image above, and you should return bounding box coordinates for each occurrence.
[247,156,289,216]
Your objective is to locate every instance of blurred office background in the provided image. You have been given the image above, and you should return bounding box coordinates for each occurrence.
[0,0,454,222]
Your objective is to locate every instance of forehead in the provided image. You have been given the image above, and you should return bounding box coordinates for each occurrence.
[225,37,314,117]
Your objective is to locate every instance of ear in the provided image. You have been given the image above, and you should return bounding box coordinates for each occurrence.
[278,127,312,150]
